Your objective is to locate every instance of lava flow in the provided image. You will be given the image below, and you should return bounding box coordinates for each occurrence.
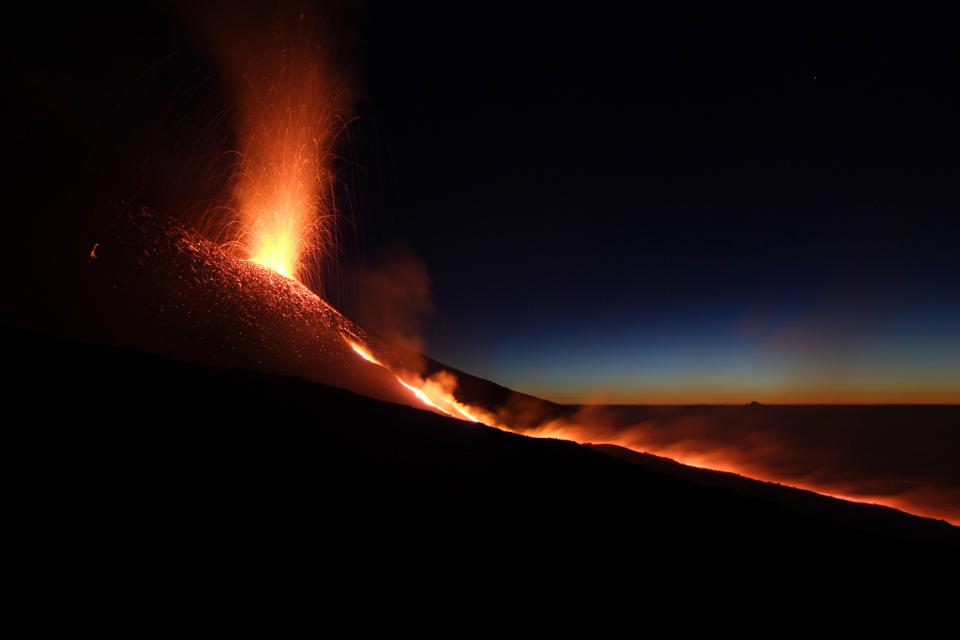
[343,335,483,423]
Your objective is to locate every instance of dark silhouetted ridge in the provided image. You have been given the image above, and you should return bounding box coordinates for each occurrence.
[6,329,958,635]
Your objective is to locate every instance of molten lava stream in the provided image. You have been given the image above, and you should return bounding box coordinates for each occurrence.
[343,336,481,423]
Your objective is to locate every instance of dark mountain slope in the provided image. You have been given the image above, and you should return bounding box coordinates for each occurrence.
[5,330,958,636]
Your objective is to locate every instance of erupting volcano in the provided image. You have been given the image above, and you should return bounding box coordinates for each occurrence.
[179,8,504,432]
[7,1,960,635]
[74,6,958,528]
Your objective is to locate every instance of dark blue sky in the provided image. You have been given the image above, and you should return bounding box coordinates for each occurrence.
[349,2,960,402]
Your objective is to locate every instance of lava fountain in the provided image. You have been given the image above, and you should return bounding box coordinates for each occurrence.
[232,40,339,282]
[208,10,350,292]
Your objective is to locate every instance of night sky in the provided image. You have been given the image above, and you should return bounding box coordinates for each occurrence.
[353,3,960,403]
[6,2,960,403]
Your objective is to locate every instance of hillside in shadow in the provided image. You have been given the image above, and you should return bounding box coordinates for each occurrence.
[6,330,958,635]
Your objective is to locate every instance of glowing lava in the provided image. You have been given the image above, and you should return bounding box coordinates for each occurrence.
[348,339,384,367]
[397,379,447,413]
[342,334,488,423]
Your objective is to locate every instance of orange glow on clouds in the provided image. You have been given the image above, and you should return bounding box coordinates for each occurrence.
[521,414,959,525]
[526,383,960,406]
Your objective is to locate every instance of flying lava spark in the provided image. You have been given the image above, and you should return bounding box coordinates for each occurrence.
[203,10,350,292]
